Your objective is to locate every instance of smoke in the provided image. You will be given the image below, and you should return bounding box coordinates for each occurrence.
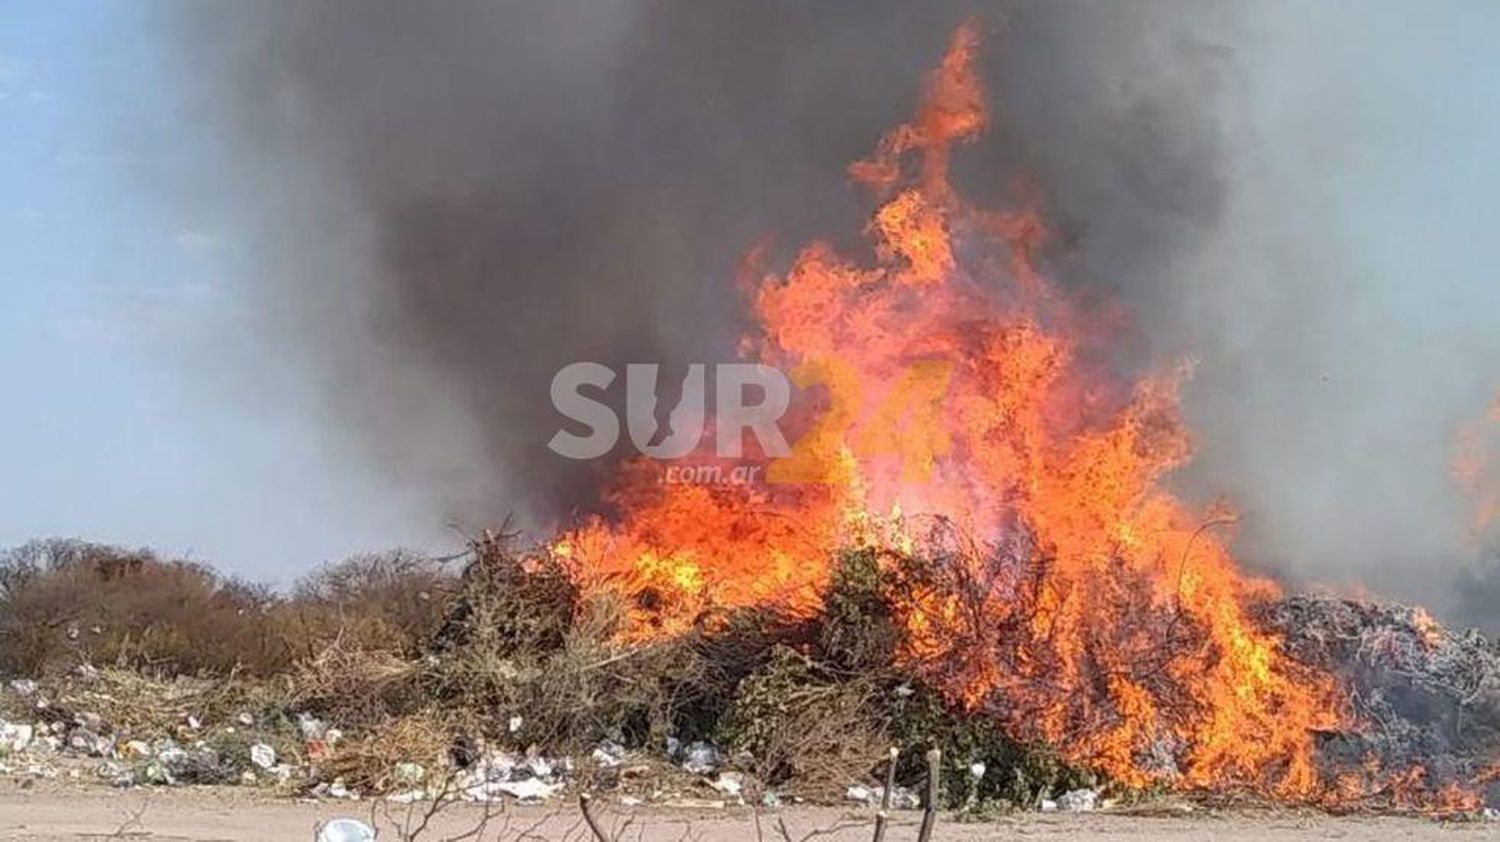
[155,1,1231,517]
[1160,3,1500,622]
[154,3,1496,620]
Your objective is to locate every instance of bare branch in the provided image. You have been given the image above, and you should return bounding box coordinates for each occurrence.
[579,793,609,841]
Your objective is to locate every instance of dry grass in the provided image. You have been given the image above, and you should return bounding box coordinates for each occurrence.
[320,710,454,792]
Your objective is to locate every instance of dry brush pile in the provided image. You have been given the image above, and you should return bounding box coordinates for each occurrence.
[0,536,1495,817]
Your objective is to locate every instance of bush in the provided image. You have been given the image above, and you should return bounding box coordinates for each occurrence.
[882,684,1097,809]
[280,550,456,661]
[0,539,284,676]
[424,537,691,749]
[818,548,901,673]
[288,638,422,731]
[812,548,1097,808]
[717,645,887,799]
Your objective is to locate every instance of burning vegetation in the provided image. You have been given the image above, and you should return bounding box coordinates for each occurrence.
[1,20,1497,823]
[553,22,1367,801]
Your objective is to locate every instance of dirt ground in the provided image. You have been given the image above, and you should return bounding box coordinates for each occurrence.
[0,784,1492,842]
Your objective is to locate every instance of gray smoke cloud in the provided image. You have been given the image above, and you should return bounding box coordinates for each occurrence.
[152,2,1496,624]
[157,1,1237,518]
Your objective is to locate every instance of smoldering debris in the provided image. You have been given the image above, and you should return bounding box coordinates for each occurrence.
[1262,594,1500,806]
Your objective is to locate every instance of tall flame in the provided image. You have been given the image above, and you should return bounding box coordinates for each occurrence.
[559,22,1346,796]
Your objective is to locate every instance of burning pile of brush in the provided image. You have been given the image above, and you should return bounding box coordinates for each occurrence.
[534,23,1498,811]
[5,20,1492,817]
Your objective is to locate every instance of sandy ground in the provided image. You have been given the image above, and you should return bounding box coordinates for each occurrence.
[0,784,1492,842]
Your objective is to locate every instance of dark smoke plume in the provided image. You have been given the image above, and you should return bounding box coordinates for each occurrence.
[158,1,1238,534]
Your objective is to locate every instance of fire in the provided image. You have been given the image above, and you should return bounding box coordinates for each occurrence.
[1451,392,1500,539]
[558,22,1354,797]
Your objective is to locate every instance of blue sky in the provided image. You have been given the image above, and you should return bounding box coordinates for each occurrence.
[0,2,442,583]
[0,2,1498,601]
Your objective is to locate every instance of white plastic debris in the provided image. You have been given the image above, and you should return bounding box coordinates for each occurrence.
[711,772,744,797]
[67,730,111,757]
[450,748,573,803]
[155,741,186,768]
[8,679,36,696]
[185,715,202,730]
[1040,798,1058,812]
[846,785,917,809]
[968,761,986,780]
[306,780,359,800]
[237,712,255,727]
[30,735,60,756]
[0,721,34,754]
[1055,788,1099,812]
[315,818,377,842]
[681,741,720,775]
[592,739,626,767]
[886,786,921,810]
[393,761,426,786]
[526,754,555,778]
[475,750,519,782]
[497,777,564,801]
[96,761,134,787]
[298,713,327,740]
[249,743,277,770]
[507,715,524,733]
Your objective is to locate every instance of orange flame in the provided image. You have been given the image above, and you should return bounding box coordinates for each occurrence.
[557,22,1387,798]
[1451,392,1500,540]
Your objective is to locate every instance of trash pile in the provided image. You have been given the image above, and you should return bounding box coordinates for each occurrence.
[0,666,586,802]
[0,669,307,789]
[1261,594,1500,805]
[0,667,809,810]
